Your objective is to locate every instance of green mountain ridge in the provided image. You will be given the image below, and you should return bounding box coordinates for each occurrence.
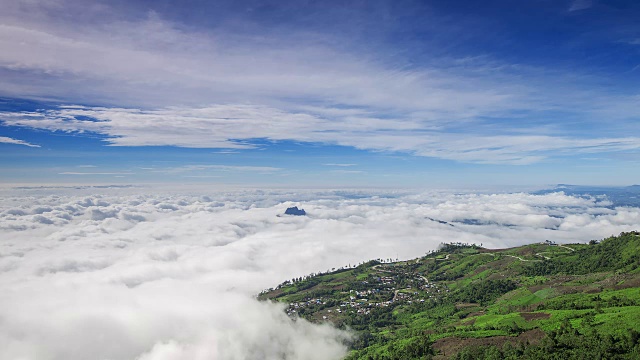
[259,232,640,359]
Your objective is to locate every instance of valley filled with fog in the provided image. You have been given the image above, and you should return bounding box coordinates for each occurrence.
[1,186,639,360]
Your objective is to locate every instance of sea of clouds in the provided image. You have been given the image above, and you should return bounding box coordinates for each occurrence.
[1,186,639,360]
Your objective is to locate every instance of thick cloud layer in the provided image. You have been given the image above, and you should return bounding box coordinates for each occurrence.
[0,187,639,359]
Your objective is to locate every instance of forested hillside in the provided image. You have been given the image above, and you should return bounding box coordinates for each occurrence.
[260,232,640,359]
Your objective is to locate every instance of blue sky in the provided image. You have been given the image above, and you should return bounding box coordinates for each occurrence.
[0,0,639,187]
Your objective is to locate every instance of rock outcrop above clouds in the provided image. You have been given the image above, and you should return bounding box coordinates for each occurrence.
[284,206,306,216]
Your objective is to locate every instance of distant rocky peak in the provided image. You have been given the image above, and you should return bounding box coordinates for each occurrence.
[284,206,306,216]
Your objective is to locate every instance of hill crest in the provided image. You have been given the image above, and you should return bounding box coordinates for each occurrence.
[260,232,640,359]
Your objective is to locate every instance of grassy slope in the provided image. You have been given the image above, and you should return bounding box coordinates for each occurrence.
[259,232,640,359]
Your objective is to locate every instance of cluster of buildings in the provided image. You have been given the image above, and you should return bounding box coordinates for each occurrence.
[283,265,449,321]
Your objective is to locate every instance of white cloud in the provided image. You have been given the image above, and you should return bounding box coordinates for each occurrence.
[0,18,521,114]
[3,106,640,164]
[0,187,638,359]
[1,1,639,165]
[0,136,40,147]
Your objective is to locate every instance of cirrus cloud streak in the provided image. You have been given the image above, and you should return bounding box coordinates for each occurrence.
[3,106,640,164]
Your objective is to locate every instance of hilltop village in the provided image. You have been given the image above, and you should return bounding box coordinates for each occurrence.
[282,262,449,320]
